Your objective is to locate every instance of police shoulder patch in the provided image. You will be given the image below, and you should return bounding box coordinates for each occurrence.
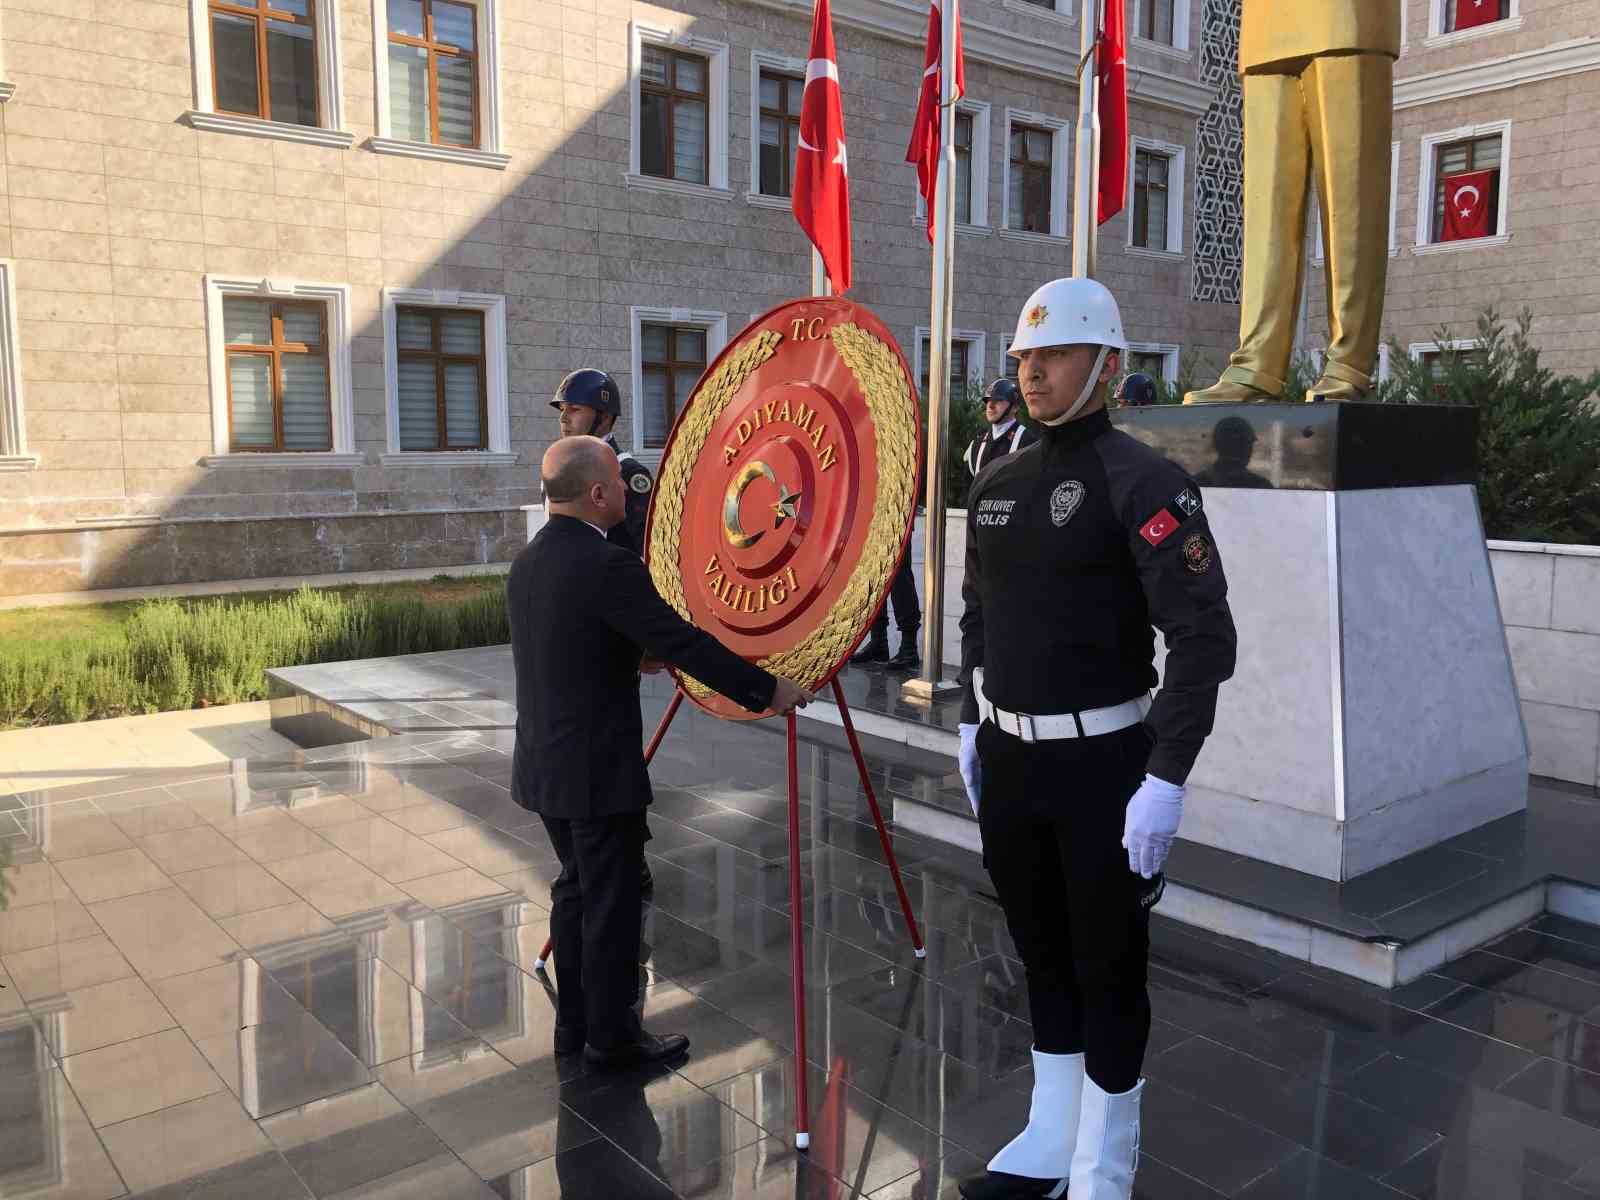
[1173,487,1202,518]
[629,472,653,495]
[1182,531,1213,574]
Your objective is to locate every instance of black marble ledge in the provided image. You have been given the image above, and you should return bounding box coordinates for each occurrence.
[1112,402,1479,491]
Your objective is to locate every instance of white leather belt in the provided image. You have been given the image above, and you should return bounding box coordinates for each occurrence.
[974,670,1151,744]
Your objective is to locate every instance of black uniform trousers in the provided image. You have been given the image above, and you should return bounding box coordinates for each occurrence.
[541,811,647,1050]
[870,556,922,639]
[977,719,1159,1094]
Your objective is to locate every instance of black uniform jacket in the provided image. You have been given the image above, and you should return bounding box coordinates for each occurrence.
[963,420,1039,477]
[959,408,1237,786]
[509,516,775,819]
[604,434,654,555]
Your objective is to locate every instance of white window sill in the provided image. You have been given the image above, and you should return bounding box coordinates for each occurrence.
[1423,16,1525,50]
[747,191,792,210]
[1003,0,1076,26]
[1132,36,1193,62]
[1411,232,1511,256]
[0,82,15,104]
[184,111,356,150]
[999,227,1069,246]
[1125,244,1187,262]
[0,453,38,472]
[367,137,510,170]
[379,451,519,467]
[626,173,733,202]
[202,453,365,469]
[909,214,993,237]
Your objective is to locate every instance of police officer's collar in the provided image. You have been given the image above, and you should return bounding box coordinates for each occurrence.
[603,433,620,452]
[988,416,1017,438]
[1038,406,1112,451]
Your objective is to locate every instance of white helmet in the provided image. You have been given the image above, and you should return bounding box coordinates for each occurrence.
[1007,278,1128,426]
[1008,277,1127,355]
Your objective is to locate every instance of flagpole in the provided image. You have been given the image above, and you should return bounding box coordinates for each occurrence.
[811,248,832,297]
[1071,0,1101,278]
[904,0,961,704]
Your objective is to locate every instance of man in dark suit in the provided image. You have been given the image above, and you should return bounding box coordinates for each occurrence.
[509,436,811,1068]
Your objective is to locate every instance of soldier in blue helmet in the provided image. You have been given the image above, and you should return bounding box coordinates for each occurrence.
[1114,372,1158,408]
[551,369,654,556]
[963,378,1039,477]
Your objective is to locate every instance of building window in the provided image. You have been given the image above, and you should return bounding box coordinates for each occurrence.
[1132,149,1170,250]
[386,0,478,147]
[223,297,332,452]
[640,324,706,449]
[1003,338,1019,381]
[951,110,976,225]
[1443,0,1509,32]
[1431,133,1501,242]
[1128,350,1167,379]
[916,329,987,403]
[758,69,803,198]
[1140,0,1175,43]
[395,307,486,450]
[640,45,709,186]
[1125,342,1179,386]
[207,0,319,126]
[915,102,991,230]
[0,261,32,470]
[1008,123,1053,233]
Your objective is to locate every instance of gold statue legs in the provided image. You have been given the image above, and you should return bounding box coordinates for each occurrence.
[1186,53,1394,405]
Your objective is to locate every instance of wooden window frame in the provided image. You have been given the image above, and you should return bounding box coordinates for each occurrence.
[640,45,710,185]
[208,0,321,125]
[640,323,707,449]
[757,69,803,198]
[225,298,333,453]
[920,338,973,401]
[1009,123,1054,234]
[952,110,975,225]
[1132,148,1171,251]
[387,0,480,149]
[1430,134,1502,242]
[395,304,489,451]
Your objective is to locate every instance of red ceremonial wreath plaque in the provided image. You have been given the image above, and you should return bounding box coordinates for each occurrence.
[644,298,922,720]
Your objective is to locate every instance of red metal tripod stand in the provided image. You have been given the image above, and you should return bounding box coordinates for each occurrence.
[533,676,925,1149]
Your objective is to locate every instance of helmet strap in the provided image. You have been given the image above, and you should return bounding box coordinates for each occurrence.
[1040,346,1110,427]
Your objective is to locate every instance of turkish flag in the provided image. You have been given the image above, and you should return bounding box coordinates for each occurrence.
[792,0,852,292]
[1454,0,1501,30]
[1097,0,1128,225]
[808,1057,850,1198]
[907,0,965,243]
[1139,508,1180,547]
[1442,169,1494,241]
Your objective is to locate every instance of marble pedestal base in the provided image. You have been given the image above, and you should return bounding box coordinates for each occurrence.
[1177,484,1528,881]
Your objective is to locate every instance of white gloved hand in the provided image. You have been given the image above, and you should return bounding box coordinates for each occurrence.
[958,723,982,816]
[1122,774,1184,878]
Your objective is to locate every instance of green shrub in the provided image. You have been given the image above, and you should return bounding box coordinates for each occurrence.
[0,582,511,731]
[1376,309,1600,544]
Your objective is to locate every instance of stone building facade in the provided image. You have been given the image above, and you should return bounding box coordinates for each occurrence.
[1297,0,1600,382]
[0,0,1245,596]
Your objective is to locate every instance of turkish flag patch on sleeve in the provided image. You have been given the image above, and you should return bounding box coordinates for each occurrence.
[1139,508,1180,546]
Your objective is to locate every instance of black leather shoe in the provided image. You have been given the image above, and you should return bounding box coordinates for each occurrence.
[851,635,890,664]
[957,1170,1067,1199]
[888,636,921,670]
[583,1030,690,1069]
[553,1024,586,1056]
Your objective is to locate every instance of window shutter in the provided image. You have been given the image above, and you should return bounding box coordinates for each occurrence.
[444,362,482,448]
[229,355,275,448]
[280,354,332,449]
[397,360,439,450]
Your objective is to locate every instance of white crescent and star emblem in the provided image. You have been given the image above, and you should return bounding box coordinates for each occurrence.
[798,56,849,176]
[1454,183,1481,219]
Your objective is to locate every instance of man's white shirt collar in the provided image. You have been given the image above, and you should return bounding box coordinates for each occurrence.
[989,418,1017,438]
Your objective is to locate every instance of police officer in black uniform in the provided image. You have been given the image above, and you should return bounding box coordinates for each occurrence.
[963,377,1039,477]
[551,369,654,555]
[956,279,1237,1200]
[1113,370,1158,408]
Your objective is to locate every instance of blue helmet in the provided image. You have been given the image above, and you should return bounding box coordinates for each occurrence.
[550,368,621,420]
[981,378,1021,411]
[1115,372,1157,407]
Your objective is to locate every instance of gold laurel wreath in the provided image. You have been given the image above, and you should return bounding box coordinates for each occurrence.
[646,322,918,700]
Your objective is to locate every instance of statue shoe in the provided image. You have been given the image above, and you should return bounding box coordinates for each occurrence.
[1304,376,1366,403]
[1182,381,1276,405]
[957,1171,1068,1199]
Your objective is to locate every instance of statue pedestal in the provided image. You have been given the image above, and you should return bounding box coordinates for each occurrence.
[1115,403,1527,881]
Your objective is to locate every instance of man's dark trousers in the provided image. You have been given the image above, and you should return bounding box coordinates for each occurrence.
[542,811,646,1049]
[870,556,922,640]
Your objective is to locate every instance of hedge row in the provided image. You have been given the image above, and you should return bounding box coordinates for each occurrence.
[0,585,509,729]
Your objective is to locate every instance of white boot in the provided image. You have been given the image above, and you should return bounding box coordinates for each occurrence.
[986,1050,1084,1182]
[1069,1076,1143,1200]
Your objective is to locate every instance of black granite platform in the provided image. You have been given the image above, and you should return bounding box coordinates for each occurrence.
[1112,402,1479,490]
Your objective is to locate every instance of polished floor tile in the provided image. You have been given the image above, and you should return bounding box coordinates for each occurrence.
[87,887,238,980]
[30,805,135,861]
[36,974,175,1058]
[287,796,374,830]
[1,934,133,1002]
[0,898,101,956]
[263,850,409,919]
[324,1152,498,1199]
[131,1150,314,1200]
[381,799,478,837]
[421,825,550,877]
[98,1090,272,1194]
[479,1136,673,1199]
[52,846,170,905]
[398,867,509,909]
[2,861,76,910]
[228,810,336,864]
[194,1005,374,1119]
[1237,1149,1411,1198]
[222,898,339,947]
[62,1026,225,1126]
[0,1061,129,1200]
[314,818,464,884]
[262,1082,449,1197]
[137,824,250,873]
[171,860,300,920]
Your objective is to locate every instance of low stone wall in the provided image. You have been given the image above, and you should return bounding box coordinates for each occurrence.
[1490,540,1600,788]
[0,508,527,597]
